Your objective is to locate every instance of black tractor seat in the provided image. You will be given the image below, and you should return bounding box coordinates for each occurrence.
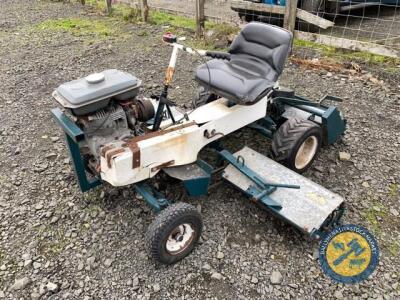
[195,23,293,105]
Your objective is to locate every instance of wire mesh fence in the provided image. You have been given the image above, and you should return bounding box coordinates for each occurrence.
[291,0,400,57]
[117,0,400,57]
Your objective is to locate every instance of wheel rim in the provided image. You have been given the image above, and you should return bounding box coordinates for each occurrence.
[295,136,318,170]
[165,223,195,255]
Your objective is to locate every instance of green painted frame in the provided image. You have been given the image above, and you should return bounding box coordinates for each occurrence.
[51,108,102,192]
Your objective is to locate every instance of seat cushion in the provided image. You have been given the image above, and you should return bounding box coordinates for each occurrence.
[195,58,275,105]
[229,23,293,79]
[195,23,292,105]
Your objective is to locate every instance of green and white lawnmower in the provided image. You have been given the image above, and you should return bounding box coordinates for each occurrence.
[51,23,346,264]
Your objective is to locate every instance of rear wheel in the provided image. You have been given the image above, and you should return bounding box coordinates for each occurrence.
[145,202,203,264]
[271,118,322,173]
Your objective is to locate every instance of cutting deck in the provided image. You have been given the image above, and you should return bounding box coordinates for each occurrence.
[222,147,344,235]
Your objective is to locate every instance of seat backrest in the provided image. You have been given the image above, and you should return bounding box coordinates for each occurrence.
[229,22,293,82]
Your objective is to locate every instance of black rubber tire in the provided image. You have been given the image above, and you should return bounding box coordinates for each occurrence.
[298,0,326,32]
[271,118,322,174]
[192,86,218,109]
[145,202,203,265]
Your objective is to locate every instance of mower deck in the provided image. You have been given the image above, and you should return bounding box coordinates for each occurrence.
[222,147,344,235]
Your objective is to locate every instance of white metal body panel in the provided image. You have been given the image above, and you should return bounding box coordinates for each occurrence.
[189,98,232,123]
[100,97,269,186]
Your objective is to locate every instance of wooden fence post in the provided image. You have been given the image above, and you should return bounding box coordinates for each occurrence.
[106,0,112,14]
[195,0,205,38]
[141,0,149,22]
[283,0,298,34]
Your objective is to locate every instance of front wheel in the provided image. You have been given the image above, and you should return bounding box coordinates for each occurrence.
[271,118,322,173]
[145,202,203,264]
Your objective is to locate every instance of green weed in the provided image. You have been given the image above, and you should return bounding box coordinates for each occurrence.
[389,184,399,198]
[294,39,400,67]
[36,226,70,258]
[362,201,387,234]
[150,11,198,29]
[85,0,107,11]
[84,0,238,49]
[388,240,400,257]
[35,18,116,37]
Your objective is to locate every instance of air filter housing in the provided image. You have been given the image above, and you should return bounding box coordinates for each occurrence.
[53,69,141,115]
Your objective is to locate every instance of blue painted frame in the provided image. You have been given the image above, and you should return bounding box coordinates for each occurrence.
[134,182,170,212]
[249,95,347,146]
[51,108,102,192]
[218,149,300,211]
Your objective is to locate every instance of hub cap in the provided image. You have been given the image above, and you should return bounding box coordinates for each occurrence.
[295,136,318,170]
[165,223,195,255]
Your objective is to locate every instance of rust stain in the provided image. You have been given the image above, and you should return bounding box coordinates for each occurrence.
[126,121,196,145]
[251,197,258,203]
[109,122,197,170]
[100,145,115,158]
[126,142,141,169]
[152,130,189,150]
[105,148,126,168]
[150,160,175,172]
[164,66,175,86]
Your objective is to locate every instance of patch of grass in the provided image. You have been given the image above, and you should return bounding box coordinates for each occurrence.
[150,11,198,30]
[388,240,400,257]
[294,39,400,67]
[384,66,400,74]
[85,203,100,216]
[36,225,70,258]
[0,248,3,267]
[86,0,107,12]
[137,30,148,37]
[38,238,70,258]
[35,18,115,37]
[389,183,399,198]
[113,5,142,22]
[362,201,387,234]
[82,189,102,204]
[84,0,238,49]
[294,39,337,55]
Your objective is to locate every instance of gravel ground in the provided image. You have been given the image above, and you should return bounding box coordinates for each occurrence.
[1,1,400,299]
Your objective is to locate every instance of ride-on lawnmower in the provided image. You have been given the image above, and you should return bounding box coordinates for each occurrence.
[51,23,346,264]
